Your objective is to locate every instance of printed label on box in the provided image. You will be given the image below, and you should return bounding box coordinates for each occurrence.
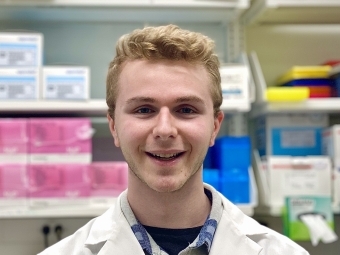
[0,68,39,99]
[0,33,43,67]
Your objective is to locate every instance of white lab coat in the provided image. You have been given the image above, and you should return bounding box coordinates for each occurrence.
[38,186,310,255]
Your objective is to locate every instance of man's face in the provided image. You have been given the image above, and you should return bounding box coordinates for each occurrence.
[108,59,223,193]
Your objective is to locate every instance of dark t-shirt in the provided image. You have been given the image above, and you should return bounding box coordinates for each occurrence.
[143,225,203,255]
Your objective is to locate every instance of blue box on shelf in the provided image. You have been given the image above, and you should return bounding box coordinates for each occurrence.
[219,167,250,204]
[203,168,220,190]
[214,136,251,170]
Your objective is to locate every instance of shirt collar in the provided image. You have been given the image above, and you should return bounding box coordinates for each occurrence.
[120,185,223,254]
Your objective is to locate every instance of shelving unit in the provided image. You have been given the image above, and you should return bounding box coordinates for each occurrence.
[0,100,108,117]
[0,0,248,23]
[0,203,254,219]
[250,98,340,118]
[242,0,340,25]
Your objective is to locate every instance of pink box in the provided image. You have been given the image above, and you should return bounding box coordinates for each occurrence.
[29,118,93,163]
[0,164,28,206]
[0,119,28,163]
[28,164,91,205]
[90,161,128,198]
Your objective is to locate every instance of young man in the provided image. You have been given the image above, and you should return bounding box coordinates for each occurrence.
[39,25,310,255]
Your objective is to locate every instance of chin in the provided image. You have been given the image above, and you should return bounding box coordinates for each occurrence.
[148,179,185,193]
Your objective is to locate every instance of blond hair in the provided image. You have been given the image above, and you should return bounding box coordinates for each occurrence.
[106,24,222,118]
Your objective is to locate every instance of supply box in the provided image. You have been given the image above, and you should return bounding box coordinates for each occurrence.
[256,113,328,157]
[0,164,28,207]
[0,119,29,163]
[42,66,90,100]
[29,118,93,164]
[322,125,340,165]
[0,68,40,100]
[256,156,332,210]
[0,32,43,67]
[220,65,250,112]
[90,161,128,205]
[204,136,253,205]
[28,164,90,207]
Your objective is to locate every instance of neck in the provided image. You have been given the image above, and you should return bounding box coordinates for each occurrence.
[127,171,211,229]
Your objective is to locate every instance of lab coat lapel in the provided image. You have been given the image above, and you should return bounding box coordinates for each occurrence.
[209,210,263,255]
[97,220,145,255]
[97,197,145,255]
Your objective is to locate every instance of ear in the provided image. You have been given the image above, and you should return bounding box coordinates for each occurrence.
[107,113,120,147]
[209,111,224,147]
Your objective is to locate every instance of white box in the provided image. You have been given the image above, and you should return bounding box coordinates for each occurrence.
[220,64,250,112]
[42,66,90,100]
[0,68,40,99]
[333,164,340,210]
[0,32,43,67]
[256,113,328,157]
[265,156,332,208]
[322,125,340,165]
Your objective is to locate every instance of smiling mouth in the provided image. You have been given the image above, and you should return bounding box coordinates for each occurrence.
[146,152,184,161]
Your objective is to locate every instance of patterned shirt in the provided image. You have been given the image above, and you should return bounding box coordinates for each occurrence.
[120,186,223,255]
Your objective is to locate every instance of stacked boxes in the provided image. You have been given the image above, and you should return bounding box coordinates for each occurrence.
[0,118,130,209]
[28,118,93,206]
[203,136,251,204]
[0,32,43,100]
[0,119,29,208]
[0,32,90,100]
[0,119,29,207]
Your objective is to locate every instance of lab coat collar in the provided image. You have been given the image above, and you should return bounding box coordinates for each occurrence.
[84,187,269,255]
[207,184,268,255]
[84,191,145,254]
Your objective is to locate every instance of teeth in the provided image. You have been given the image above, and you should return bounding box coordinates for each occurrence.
[152,153,178,158]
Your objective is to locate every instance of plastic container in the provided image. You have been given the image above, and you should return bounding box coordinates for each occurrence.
[220,167,250,204]
[266,87,309,102]
[281,78,330,87]
[277,66,331,86]
[214,136,251,170]
[203,168,220,190]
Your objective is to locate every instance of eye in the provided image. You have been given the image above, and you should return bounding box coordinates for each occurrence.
[177,107,195,114]
[136,107,154,114]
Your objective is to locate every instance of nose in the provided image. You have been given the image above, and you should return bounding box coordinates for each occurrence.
[153,108,177,140]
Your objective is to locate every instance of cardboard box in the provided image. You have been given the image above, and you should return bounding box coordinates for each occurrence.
[89,161,128,205]
[0,118,28,163]
[265,156,332,208]
[220,65,250,112]
[0,32,43,67]
[322,125,340,165]
[42,66,90,100]
[0,68,40,99]
[0,164,28,207]
[28,164,90,207]
[256,113,328,157]
[29,118,93,164]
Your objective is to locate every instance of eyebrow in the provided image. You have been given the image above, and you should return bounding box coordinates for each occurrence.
[125,96,205,105]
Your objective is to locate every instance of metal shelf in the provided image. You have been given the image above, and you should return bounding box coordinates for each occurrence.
[250,98,340,118]
[0,203,255,218]
[0,98,251,116]
[242,0,340,25]
[0,0,249,23]
[0,99,108,117]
